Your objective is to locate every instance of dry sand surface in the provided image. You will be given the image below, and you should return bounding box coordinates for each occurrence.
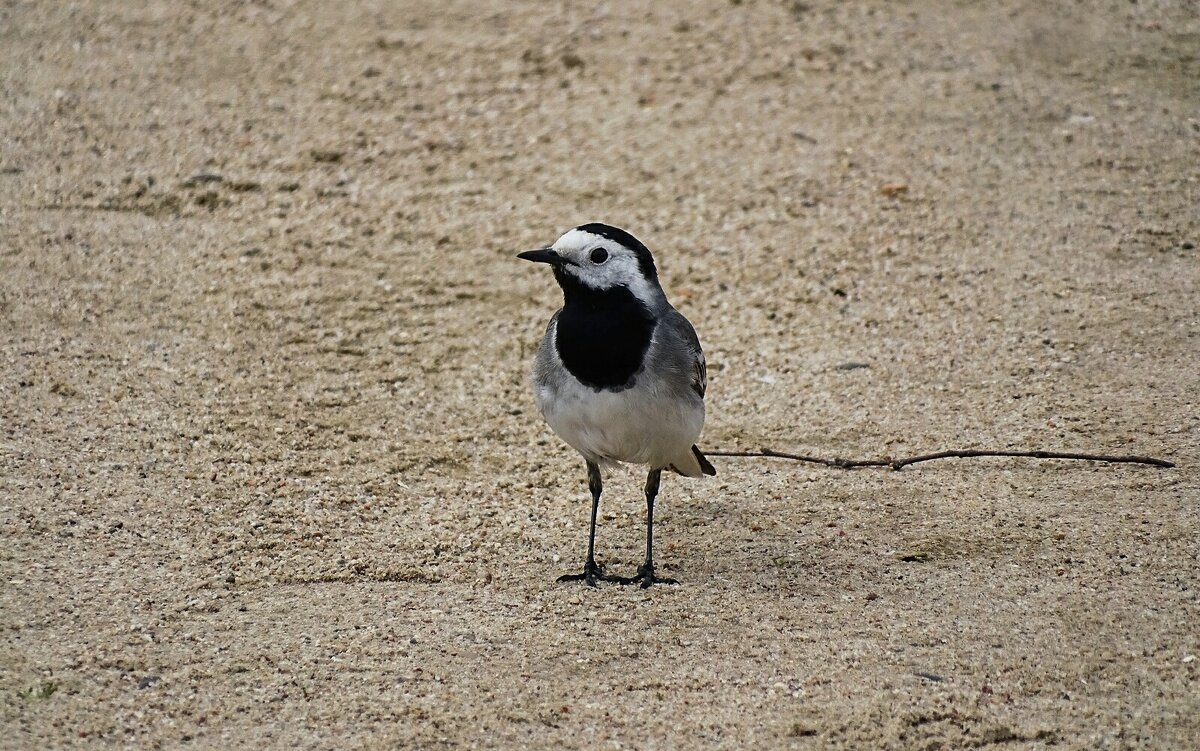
[2,1,1199,748]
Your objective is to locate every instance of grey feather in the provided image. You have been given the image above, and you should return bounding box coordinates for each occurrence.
[651,308,707,400]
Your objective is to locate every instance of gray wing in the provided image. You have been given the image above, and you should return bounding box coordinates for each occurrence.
[531,310,563,400]
[658,309,707,400]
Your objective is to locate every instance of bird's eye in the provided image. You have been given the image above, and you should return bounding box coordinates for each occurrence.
[590,247,609,264]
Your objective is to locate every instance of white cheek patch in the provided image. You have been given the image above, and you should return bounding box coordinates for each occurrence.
[552,228,665,309]
[624,270,662,310]
[588,254,637,287]
[563,252,661,308]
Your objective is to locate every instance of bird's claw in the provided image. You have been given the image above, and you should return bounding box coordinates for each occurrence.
[556,561,617,587]
[612,564,678,588]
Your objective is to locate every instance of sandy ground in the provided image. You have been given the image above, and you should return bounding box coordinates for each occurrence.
[2,0,1198,748]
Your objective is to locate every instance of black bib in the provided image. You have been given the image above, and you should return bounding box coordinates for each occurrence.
[554,275,656,392]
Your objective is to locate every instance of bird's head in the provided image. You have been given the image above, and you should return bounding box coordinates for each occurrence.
[518,223,663,307]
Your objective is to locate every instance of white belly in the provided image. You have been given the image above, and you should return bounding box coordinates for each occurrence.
[536,375,704,470]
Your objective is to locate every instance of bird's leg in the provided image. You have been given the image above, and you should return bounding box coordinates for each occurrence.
[615,468,679,588]
[557,461,614,586]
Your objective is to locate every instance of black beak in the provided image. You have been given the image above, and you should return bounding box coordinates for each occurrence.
[517,248,572,266]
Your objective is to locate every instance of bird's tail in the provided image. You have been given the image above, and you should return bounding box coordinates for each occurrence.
[669,445,718,477]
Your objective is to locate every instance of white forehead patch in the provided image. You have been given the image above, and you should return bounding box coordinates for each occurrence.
[551,228,601,255]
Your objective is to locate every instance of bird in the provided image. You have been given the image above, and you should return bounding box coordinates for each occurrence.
[518,223,716,588]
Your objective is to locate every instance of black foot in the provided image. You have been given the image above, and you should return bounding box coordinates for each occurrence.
[613,564,679,589]
[556,561,619,587]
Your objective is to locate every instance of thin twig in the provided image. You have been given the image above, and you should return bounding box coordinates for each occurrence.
[705,447,1174,470]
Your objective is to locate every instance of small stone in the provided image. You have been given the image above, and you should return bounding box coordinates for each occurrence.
[226,180,260,192]
[194,191,225,209]
[979,724,1019,744]
[50,381,79,397]
[311,149,344,163]
[788,722,818,737]
[184,173,223,186]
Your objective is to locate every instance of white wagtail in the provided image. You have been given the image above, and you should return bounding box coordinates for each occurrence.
[518,223,716,587]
